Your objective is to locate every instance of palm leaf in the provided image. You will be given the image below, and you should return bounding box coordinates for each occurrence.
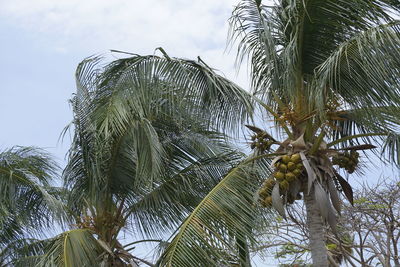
[35,229,104,267]
[65,53,254,208]
[329,106,400,164]
[157,158,267,267]
[125,151,243,238]
[315,22,400,112]
[0,146,64,234]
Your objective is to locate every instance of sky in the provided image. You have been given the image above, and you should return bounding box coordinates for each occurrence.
[0,0,249,164]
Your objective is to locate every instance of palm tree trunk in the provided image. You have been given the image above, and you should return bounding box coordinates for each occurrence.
[304,190,328,266]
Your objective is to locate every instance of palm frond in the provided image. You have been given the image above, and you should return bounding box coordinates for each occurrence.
[228,0,287,106]
[298,0,399,75]
[125,151,243,238]
[1,238,47,267]
[229,0,400,114]
[382,132,400,165]
[0,147,64,231]
[91,52,254,136]
[329,106,400,164]
[157,158,267,267]
[34,229,104,267]
[64,53,254,207]
[315,22,400,112]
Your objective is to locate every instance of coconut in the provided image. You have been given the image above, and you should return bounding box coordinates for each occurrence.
[296,163,304,170]
[259,189,269,198]
[282,155,291,164]
[290,153,301,163]
[285,172,296,182]
[280,180,290,191]
[264,196,273,206]
[292,169,302,177]
[287,162,296,171]
[265,178,275,188]
[279,164,288,172]
[274,171,285,180]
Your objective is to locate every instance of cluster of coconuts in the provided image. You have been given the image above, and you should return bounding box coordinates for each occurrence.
[259,153,305,207]
[250,132,274,152]
[332,151,359,174]
[258,178,275,207]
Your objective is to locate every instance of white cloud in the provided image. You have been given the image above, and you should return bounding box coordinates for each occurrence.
[0,0,233,51]
[0,0,249,86]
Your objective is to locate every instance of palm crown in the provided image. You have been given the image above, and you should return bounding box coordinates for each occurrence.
[34,54,249,266]
[0,147,62,266]
[158,0,400,266]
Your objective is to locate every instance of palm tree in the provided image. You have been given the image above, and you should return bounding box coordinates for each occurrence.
[76,1,400,266]
[225,1,400,265]
[19,55,252,266]
[0,146,62,266]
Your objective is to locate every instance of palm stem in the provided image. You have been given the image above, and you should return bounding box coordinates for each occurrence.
[327,133,386,147]
[253,96,294,139]
[123,239,162,250]
[309,129,326,155]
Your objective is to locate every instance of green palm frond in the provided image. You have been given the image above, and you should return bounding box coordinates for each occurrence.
[91,52,254,136]
[33,229,104,267]
[329,106,400,164]
[157,157,269,267]
[0,147,57,199]
[126,151,243,238]
[296,0,399,76]
[315,22,400,111]
[0,147,66,265]
[229,0,286,105]
[381,132,400,164]
[229,0,400,110]
[65,53,254,207]
[1,238,46,267]
[0,147,64,231]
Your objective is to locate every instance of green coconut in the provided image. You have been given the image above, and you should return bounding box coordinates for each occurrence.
[291,153,301,163]
[279,163,288,172]
[285,172,296,182]
[282,155,291,164]
[287,162,296,171]
[280,180,290,191]
[274,171,285,181]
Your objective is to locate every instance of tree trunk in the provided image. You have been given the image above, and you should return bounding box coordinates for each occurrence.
[304,190,328,266]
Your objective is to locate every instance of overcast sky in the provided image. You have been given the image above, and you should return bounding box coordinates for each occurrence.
[0,0,250,165]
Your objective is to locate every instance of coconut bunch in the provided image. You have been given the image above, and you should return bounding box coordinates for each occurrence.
[274,154,304,184]
[245,125,275,153]
[258,178,275,207]
[250,132,274,152]
[259,153,305,207]
[332,151,359,174]
[253,128,375,232]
